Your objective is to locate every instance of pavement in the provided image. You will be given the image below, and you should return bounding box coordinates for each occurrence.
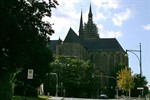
[47,97,146,100]
[47,97,64,100]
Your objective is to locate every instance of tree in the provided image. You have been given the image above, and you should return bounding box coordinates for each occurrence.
[0,0,58,100]
[45,56,96,98]
[109,64,126,98]
[131,74,149,97]
[117,67,135,97]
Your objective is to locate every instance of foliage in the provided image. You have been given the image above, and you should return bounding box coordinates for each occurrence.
[117,67,135,93]
[0,0,58,100]
[44,56,96,98]
[107,64,126,98]
[131,74,149,97]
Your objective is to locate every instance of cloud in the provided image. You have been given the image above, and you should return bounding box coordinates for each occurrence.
[100,30,123,38]
[91,0,120,10]
[142,24,150,30]
[47,0,124,40]
[112,8,132,26]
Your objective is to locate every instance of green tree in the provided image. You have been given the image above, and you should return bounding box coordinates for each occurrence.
[117,67,135,97]
[108,64,126,98]
[131,74,149,97]
[46,56,96,98]
[0,0,58,100]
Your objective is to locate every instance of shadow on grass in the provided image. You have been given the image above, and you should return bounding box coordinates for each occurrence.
[13,95,49,100]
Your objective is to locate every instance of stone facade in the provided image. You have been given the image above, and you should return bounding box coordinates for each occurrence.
[50,4,128,89]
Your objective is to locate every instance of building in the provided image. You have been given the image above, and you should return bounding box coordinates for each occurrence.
[50,4,128,92]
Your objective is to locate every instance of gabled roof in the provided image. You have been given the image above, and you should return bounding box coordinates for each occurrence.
[50,28,125,54]
[83,38,125,52]
[64,28,81,43]
[50,40,59,53]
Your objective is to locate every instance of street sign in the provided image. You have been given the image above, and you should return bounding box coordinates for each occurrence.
[137,87,144,90]
[27,69,33,79]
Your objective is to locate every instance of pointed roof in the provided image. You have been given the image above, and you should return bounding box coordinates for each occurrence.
[88,3,93,18]
[64,28,81,43]
[79,10,83,38]
[83,38,125,52]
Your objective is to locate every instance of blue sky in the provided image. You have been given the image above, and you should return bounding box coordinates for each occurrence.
[44,0,150,85]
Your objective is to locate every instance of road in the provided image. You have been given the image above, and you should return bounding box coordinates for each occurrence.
[48,97,145,100]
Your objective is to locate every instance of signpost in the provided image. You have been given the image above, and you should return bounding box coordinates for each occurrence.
[25,69,34,100]
[27,69,34,79]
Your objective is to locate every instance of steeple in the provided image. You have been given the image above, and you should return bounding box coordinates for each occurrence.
[79,10,84,38]
[83,3,99,39]
[88,3,93,21]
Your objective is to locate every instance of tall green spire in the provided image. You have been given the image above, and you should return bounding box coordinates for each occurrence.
[79,10,84,38]
[88,3,93,21]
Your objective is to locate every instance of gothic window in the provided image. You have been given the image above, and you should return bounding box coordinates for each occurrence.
[102,54,107,66]
[73,47,78,57]
[90,54,94,63]
[65,47,70,57]
[109,54,114,66]
[115,54,120,65]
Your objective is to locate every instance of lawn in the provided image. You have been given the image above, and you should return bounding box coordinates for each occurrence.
[13,95,49,100]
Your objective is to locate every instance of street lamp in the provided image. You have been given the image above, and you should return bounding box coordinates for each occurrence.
[126,43,142,77]
[50,73,58,96]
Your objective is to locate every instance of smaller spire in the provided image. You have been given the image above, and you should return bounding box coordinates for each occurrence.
[58,37,62,44]
[79,9,84,38]
[88,3,93,20]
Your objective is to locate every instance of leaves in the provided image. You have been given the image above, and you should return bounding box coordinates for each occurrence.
[0,0,58,98]
[48,56,95,97]
[117,67,135,92]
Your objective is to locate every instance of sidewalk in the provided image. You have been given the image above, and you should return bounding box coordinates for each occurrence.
[47,97,64,100]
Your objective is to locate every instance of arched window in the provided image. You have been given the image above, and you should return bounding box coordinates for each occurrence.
[73,47,78,57]
[65,47,70,57]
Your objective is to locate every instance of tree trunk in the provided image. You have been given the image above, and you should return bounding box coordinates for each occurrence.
[0,71,15,100]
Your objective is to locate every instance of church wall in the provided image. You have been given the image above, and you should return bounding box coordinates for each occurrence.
[87,50,128,88]
[56,43,87,59]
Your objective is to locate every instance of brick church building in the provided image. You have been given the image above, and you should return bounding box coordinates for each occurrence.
[50,4,128,92]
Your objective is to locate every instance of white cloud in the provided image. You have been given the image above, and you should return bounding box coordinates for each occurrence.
[100,30,123,38]
[48,0,124,40]
[92,0,120,9]
[94,12,107,21]
[112,8,132,26]
[142,24,150,30]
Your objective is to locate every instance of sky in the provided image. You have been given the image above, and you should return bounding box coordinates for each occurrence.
[44,0,150,85]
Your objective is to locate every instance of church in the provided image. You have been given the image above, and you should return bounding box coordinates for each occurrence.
[50,4,128,91]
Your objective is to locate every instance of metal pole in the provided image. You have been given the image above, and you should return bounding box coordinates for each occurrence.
[126,43,142,77]
[139,43,142,77]
[50,73,58,96]
[92,74,118,99]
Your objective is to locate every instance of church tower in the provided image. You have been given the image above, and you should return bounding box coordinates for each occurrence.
[82,4,99,39]
[88,4,93,22]
[79,10,84,39]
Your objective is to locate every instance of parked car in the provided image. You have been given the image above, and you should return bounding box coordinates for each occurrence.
[99,94,108,99]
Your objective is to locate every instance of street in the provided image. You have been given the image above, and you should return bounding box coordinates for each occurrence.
[48,97,146,100]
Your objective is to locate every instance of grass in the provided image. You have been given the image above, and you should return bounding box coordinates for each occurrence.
[13,95,49,100]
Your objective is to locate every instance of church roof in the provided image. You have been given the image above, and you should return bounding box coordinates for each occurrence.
[50,3,125,53]
[83,38,125,52]
[64,28,81,43]
[50,40,59,53]
[50,36,125,53]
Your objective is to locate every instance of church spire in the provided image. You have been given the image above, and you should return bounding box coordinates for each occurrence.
[79,10,84,38]
[88,3,93,21]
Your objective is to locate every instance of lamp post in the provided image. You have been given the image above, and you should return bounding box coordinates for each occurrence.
[50,73,58,96]
[126,43,142,77]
